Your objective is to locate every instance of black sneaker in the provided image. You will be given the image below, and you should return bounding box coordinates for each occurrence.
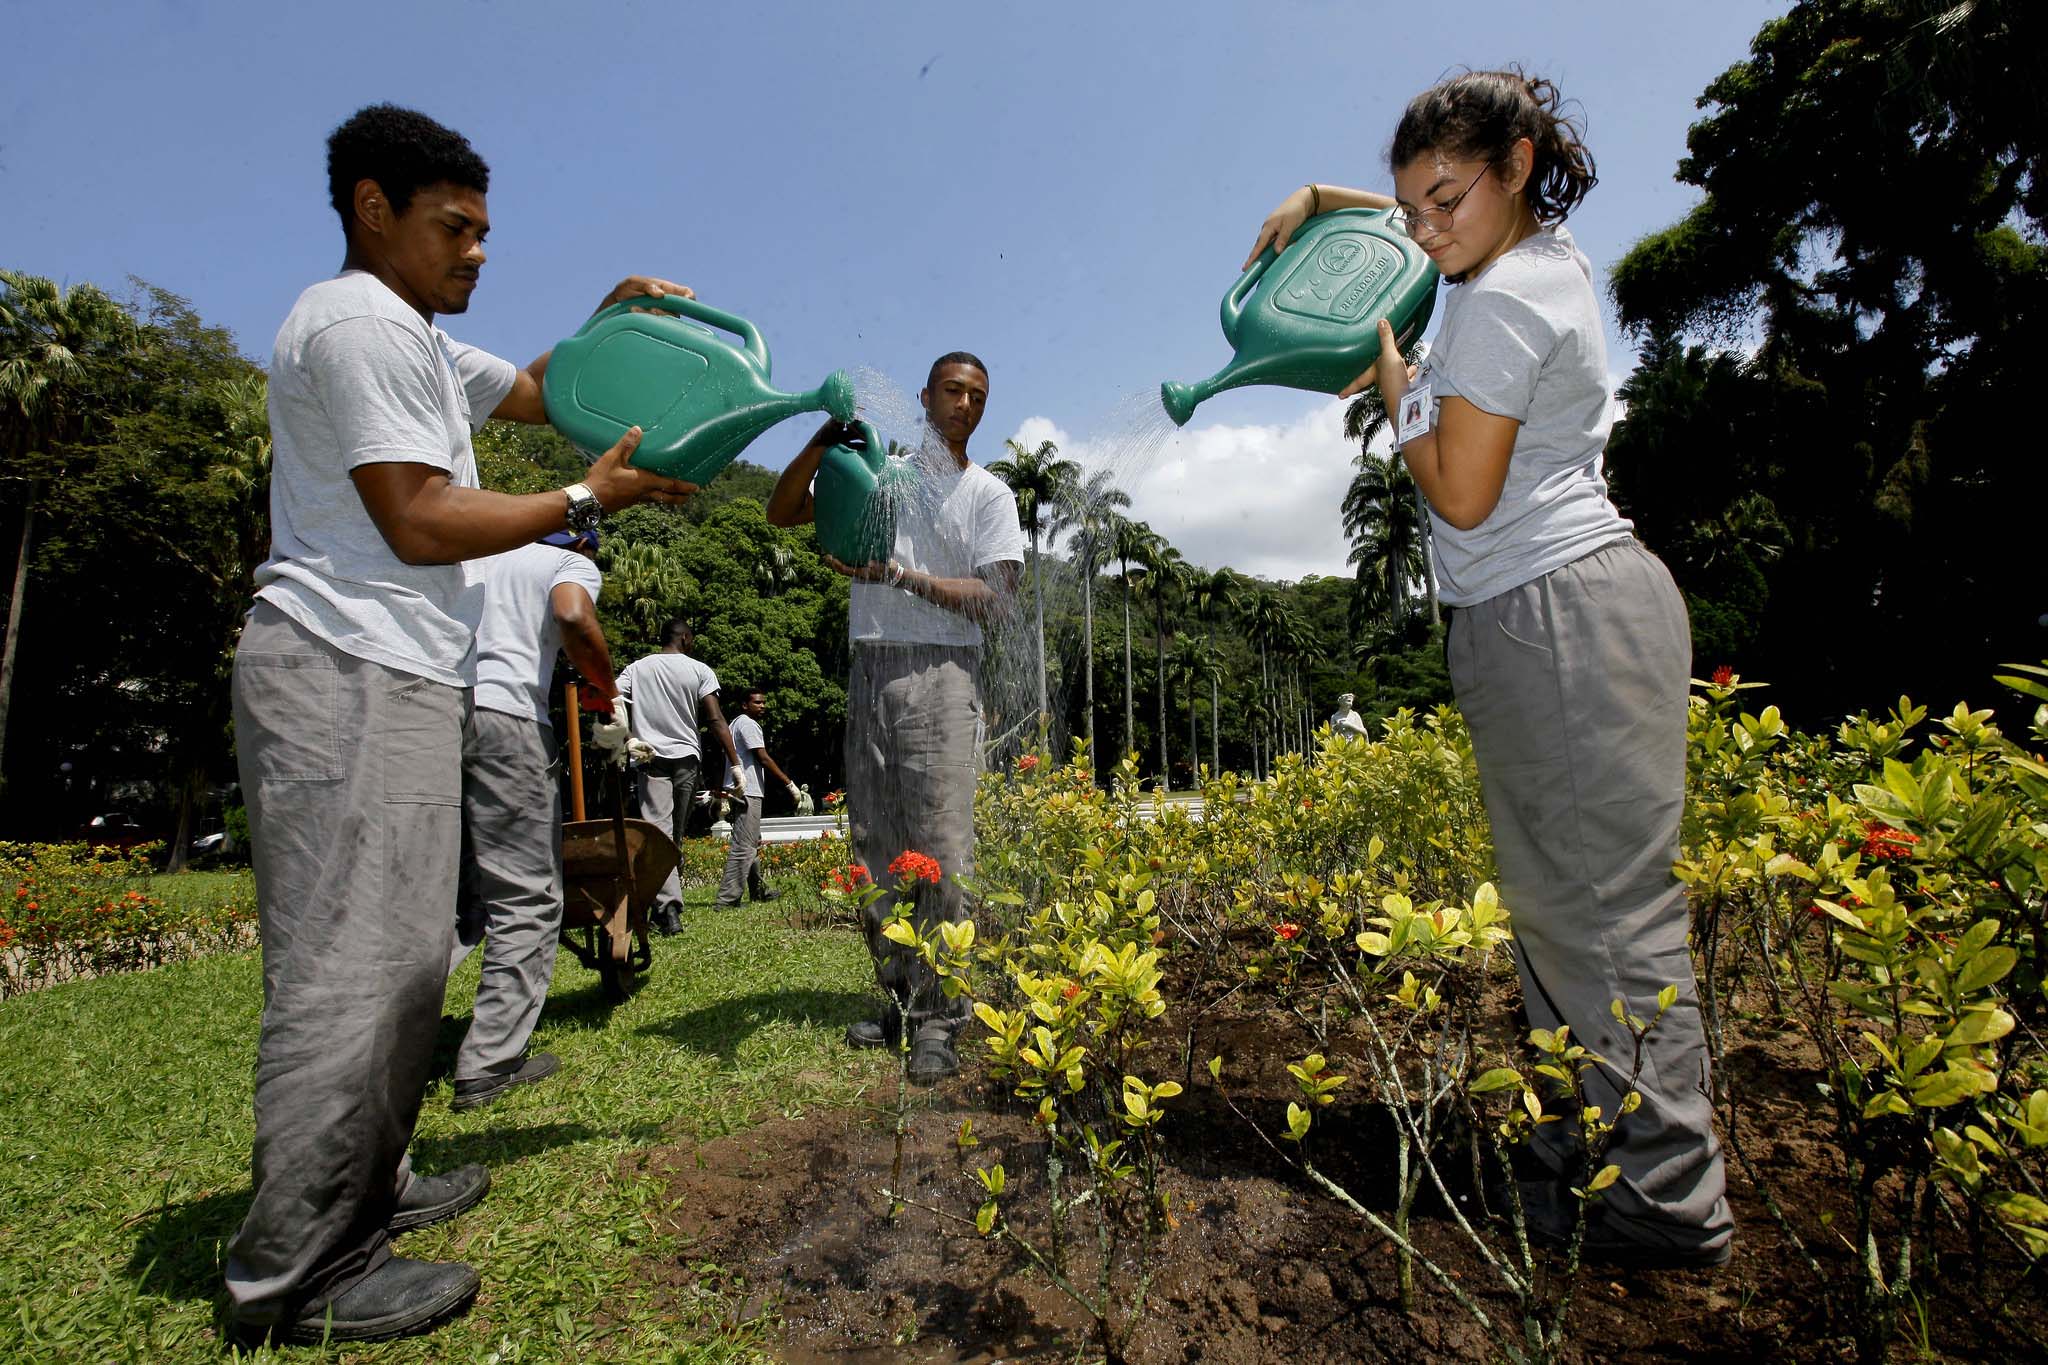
[451,1052,560,1112]
[235,1256,479,1346]
[749,886,781,902]
[845,1007,901,1050]
[388,1164,490,1234]
[652,906,683,937]
[907,1037,959,1085]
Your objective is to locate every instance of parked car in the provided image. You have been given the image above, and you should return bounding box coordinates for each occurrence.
[83,812,154,851]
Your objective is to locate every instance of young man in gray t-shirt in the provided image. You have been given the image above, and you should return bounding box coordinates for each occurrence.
[767,353,1023,1084]
[227,104,696,1348]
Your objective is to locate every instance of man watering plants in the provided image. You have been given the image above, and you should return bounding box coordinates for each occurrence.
[766,353,1024,1084]
[226,103,695,1347]
[616,618,746,935]
[445,527,609,1112]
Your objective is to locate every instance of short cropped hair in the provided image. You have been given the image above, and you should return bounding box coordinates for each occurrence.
[326,104,490,227]
[926,351,989,390]
[661,618,694,650]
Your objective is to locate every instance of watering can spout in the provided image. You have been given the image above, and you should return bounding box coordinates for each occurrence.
[1159,379,1200,428]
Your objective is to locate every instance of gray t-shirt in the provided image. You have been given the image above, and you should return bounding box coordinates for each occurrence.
[848,441,1026,647]
[1414,225,1632,606]
[472,543,604,723]
[256,271,517,683]
[727,713,766,799]
[616,652,721,759]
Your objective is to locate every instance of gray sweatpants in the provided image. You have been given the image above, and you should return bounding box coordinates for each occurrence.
[1447,539,1731,1242]
[225,602,464,1320]
[846,643,981,1041]
[635,754,701,917]
[715,795,766,905]
[450,708,563,1082]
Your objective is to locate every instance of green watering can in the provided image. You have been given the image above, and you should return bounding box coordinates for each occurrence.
[812,421,916,566]
[543,294,856,484]
[1161,207,1439,426]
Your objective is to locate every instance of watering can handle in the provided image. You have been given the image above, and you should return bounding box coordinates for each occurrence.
[853,420,887,474]
[579,294,775,375]
[1219,248,1277,347]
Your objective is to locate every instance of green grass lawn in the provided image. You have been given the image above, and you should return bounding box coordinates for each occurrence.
[0,876,889,1363]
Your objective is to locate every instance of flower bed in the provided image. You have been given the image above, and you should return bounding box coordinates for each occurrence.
[0,843,256,998]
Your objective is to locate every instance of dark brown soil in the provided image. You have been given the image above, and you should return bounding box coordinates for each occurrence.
[633,1000,2046,1363]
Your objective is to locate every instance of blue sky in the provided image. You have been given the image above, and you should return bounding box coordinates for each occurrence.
[4,0,1786,578]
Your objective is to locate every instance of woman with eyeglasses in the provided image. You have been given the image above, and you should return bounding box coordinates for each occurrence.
[1243,69,1732,1269]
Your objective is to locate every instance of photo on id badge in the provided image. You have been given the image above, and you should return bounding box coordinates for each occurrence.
[1397,380,1433,446]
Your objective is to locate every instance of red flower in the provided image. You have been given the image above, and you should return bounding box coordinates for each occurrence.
[1859,820,1919,861]
[1711,665,1734,687]
[825,863,873,895]
[1017,754,1041,773]
[1300,799,1313,810]
[1060,981,1080,1000]
[1275,922,1303,941]
[888,850,943,885]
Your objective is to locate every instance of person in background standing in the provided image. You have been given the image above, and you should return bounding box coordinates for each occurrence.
[714,687,801,907]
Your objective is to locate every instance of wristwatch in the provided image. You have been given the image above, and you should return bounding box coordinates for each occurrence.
[563,482,603,534]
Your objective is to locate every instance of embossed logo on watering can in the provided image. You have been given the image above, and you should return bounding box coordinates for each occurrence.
[1277,232,1398,322]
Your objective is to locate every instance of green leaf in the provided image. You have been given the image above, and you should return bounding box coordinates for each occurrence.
[1955,946,2017,995]
[1587,1164,1620,1193]
[1469,1067,1523,1095]
[1286,1102,1312,1141]
[1656,984,1679,1013]
[976,1200,998,1235]
[1912,1067,1991,1108]
[1945,1007,2015,1049]
[1208,1055,1224,1081]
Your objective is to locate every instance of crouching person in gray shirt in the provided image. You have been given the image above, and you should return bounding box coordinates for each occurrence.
[226,103,696,1348]
[447,528,608,1111]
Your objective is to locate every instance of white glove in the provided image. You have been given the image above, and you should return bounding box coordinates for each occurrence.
[626,738,655,764]
[591,716,629,756]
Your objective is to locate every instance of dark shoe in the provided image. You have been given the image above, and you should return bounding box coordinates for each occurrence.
[1516,1178,1732,1269]
[845,1007,902,1050]
[748,885,780,902]
[907,1036,959,1085]
[653,906,683,937]
[388,1163,490,1234]
[237,1256,479,1346]
[451,1052,560,1112]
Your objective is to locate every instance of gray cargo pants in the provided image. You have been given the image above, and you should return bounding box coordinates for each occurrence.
[635,754,701,918]
[1447,539,1731,1245]
[715,795,767,905]
[450,708,563,1082]
[224,602,465,1320]
[846,643,980,1040]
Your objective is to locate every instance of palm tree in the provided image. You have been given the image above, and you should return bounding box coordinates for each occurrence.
[1243,591,1291,770]
[1343,449,1429,637]
[1111,517,1160,764]
[1051,469,1130,766]
[988,438,1080,725]
[1139,542,1188,787]
[1170,634,1215,783]
[751,541,800,598]
[1187,567,1238,774]
[603,542,694,640]
[0,271,139,784]
[1345,360,1438,626]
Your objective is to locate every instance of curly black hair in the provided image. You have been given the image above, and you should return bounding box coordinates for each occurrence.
[326,104,490,228]
[925,351,988,389]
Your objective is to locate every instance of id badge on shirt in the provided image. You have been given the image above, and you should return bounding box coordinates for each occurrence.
[1396,381,1434,447]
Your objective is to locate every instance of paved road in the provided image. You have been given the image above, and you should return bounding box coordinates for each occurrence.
[757,796,1207,844]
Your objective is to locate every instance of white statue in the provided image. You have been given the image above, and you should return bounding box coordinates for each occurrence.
[1329,692,1368,738]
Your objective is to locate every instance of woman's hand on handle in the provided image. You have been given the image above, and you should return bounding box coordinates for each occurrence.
[1339,319,1418,402]
[1242,187,1317,269]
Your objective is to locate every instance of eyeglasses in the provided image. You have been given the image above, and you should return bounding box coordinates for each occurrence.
[1389,161,1497,238]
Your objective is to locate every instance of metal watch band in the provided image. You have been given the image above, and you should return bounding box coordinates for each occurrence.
[563,482,602,533]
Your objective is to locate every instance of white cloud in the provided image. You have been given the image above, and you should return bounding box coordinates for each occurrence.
[1005,401,1365,583]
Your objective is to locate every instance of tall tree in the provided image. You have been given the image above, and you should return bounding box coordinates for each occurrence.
[0,272,140,790]
[1138,541,1187,786]
[1052,468,1130,767]
[1345,345,1437,624]
[988,438,1080,725]
[1343,450,1429,637]
[1111,517,1160,764]
[1188,567,1239,775]
[1606,0,2047,720]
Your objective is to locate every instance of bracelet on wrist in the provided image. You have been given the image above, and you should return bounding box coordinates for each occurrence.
[1306,183,1321,217]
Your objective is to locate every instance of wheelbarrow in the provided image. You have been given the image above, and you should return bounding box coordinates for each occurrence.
[559,688,679,1000]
